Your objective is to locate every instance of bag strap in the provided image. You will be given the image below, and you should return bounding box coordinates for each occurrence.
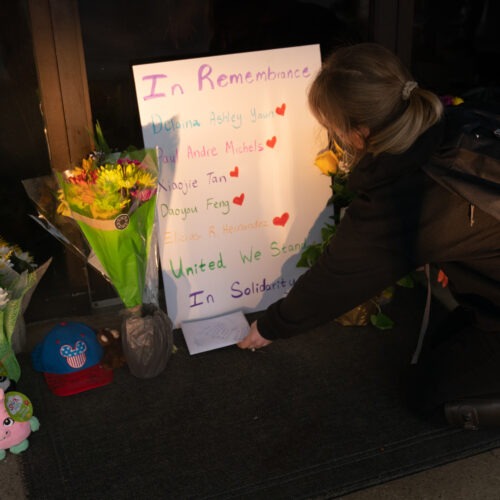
[411,263,432,364]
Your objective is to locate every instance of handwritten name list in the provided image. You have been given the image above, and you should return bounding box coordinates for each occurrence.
[133,45,331,326]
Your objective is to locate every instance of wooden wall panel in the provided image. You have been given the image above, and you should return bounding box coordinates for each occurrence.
[28,0,93,172]
[370,0,415,66]
[28,0,93,314]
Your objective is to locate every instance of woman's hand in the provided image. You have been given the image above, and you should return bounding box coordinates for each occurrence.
[237,320,272,351]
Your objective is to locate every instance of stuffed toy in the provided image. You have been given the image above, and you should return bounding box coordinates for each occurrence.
[0,388,40,459]
[97,328,126,370]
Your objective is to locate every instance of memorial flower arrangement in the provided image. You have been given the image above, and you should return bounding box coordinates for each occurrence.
[298,141,413,330]
[55,123,159,309]
[0,239,39,381]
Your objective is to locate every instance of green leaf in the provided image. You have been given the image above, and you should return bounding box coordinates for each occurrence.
[94,121,111,154]
[320,223,336,242]
[370,312,395,330]
[296,245,323,268]
[375,286,394,307]
[295,254,309,268]
[397,274,414,288]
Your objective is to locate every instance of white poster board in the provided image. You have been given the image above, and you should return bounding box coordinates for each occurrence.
[132,45,331,326]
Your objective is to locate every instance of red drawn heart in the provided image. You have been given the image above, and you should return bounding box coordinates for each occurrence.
[273,212,289,226]
[266,136,277,148]
[230,166,239,177]
[276,103,286,116]
[233,193,245,205]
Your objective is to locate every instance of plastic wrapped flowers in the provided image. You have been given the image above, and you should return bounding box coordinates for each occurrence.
[55,145,159,309]
[0,239,42,381]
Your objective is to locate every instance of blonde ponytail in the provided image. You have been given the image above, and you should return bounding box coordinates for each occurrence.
[369,86,444,155]
[308,43,443,164]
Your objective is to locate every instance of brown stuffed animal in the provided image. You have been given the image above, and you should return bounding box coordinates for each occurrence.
[97,328,126,370]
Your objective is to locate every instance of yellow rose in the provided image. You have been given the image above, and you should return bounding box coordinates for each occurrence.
[314,149,339,176]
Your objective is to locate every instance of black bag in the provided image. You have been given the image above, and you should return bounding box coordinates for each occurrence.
[423,103,500,224]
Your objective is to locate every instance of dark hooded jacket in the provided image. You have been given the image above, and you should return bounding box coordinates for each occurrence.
[257,110,500,340]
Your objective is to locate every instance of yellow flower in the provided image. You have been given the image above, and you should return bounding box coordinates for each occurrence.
[56,190,71,217]
[81,157,93,172]
[314,140,345,176]
[314,149,340,176]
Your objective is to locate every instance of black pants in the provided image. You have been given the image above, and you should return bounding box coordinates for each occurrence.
[408,306,500,421]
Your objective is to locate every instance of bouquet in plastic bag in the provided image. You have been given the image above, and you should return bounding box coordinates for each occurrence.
[55,130,158,309]
[0,238,50,381]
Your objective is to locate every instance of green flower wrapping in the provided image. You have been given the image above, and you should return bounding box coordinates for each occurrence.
[0,241,39,381]
[56,146,159,308]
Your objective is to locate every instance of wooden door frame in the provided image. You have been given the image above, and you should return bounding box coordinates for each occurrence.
[370,0,415,67]
[28,0,94,312]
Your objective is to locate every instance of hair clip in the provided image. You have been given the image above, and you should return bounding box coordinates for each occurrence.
[402,81,418,100]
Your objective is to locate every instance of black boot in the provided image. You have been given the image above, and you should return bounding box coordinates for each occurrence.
[445,398,500,430]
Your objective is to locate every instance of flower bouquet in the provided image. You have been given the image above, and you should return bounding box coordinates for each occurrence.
[55,143,158,309]
[0,239,50,382]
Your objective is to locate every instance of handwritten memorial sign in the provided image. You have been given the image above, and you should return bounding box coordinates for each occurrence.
[132,45,331,326]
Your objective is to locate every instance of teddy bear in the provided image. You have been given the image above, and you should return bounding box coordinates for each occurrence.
[96,328,126,370]
[0,388,40,459]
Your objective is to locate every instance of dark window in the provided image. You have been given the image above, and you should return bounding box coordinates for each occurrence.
[78,0,369,150]
[412,0,500,97]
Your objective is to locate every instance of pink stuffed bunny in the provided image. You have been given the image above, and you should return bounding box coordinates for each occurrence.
[0,388,40,459]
